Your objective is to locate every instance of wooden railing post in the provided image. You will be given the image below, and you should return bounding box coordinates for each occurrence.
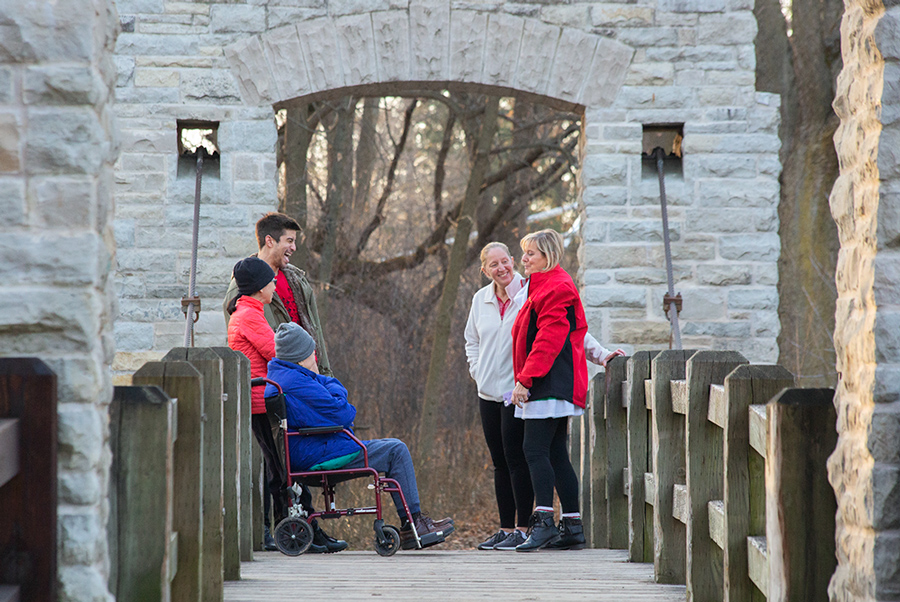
[164,347,225,600]
[0,359,57,602]
[588,373,608,548]
[133,360,205,602]
[109,386,177,601]
[684,351,748,601]
[233,351,253,562]
[766,388,837,602]
[626,350,659,563]
[651,349,696,584]
[604,355,629,550]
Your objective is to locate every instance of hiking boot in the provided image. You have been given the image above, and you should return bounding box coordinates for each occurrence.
[546,517,585,550]
[477,530,508,551]
[399,513,453,550]
[493,529,526,551]
[516,510,560,552]
[263,525,278,551]
[306,521,348,554]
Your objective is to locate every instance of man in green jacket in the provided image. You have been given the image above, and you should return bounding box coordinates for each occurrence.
[224,212,344,553]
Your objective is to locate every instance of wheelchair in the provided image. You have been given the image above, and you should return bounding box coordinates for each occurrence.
[251,377,439,556]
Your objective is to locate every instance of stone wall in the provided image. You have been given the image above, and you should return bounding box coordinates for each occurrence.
[828,1,900,599]
[0,0,119,600]
[111,0,781,376]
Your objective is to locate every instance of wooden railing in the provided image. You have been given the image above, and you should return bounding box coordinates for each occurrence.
[109,347,256,601]
[572,350,837,601]
[0,359,57,602]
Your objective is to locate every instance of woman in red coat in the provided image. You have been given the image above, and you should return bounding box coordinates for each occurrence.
[509,229,588,552]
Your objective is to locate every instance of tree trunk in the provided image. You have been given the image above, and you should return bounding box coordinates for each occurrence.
[416,95,501,469]
[282,104,314,269]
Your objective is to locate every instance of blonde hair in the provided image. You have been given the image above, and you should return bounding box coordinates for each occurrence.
[479,241,512,268]
[520,229,564,272]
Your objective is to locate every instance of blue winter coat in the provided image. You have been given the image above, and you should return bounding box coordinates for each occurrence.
[265,358,359,471]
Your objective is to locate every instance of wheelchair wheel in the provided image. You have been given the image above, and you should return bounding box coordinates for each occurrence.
[374,525,400,557]
[274,517,313,556]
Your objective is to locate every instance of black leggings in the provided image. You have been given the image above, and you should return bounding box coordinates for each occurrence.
[522,417,579,513]
[479,398,533,528]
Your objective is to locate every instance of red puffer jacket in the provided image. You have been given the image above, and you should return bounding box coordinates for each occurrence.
[511,264,588,408]
[227,296,275,414]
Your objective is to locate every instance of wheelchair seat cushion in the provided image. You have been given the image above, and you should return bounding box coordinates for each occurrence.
[310,450,361,471]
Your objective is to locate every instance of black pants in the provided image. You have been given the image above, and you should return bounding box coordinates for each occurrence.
[522,417,579,513]
[251,413,312,526]
[479,398,533,528]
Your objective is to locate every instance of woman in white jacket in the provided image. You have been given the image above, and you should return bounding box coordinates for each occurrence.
[465,242,623,551]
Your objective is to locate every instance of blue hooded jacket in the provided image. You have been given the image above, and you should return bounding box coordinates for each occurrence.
[265,358,358,471]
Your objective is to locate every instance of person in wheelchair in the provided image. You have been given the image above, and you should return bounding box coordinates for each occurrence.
[266,322,455,550]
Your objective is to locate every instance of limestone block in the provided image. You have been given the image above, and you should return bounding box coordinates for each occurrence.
[0,178,25,226]
[449,10,487,82]
[373,10,411,81]
[117,298,183,323]
[582,154,628,187]
[117,152,166,172]
[582,269,612,285]
[624,62,675,86]
[582,242,663,269]
[659,0,728,12]
[59,512,104,565]
[610,319,672,344]
[681,320,751,338]
[165,203,248,228]
[686,154,757,179]
[548,26,596,102]
[874,531,900,597]
[875,310,900,363]
[686,207,777,233]
[330,0,403,16]
[0,110,21,173]
[59,471,102,506]
[696,177,778,207]
[58,565,113,602]
[696,264,751,286]
[133,68,180,88]
[116,248,176,273]
[232,180,277,205]
[615,267,690,285]
[224,36,276,106]
[684,133,780,154]
[115,86,180,104]
[0,0,95,62]
[726,287,777,311]
[24,66,100,105]
[211,4,266,33]
[115,219,135,249]
[609,219,678,242]
[114,321,155,351]
[336,14,378,86]
[0,67,12,104]
[115,55,135,88]
[697,13,757,45]
[582,286,646,308]
[268,7,329,29]
[262,25,312,99]
[540,5,591,28]
[116,32,200,56]
[484,13,523,89]
[29,176,94,229]
[181,70,242,103]
[298,17,345,92]
[719,233,779,262]
[615,27,679,48]
[219,120,276,154]
[706,69,755,87]
[672,238,715,261]
[513,19,558,94]
[58,404,104,471]
[581,37,634,107]
[872,464,900,529]
[591,6,654,28]
[410,0,450,80]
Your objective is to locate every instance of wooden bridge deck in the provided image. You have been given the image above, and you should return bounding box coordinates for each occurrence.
[224,549,686,601]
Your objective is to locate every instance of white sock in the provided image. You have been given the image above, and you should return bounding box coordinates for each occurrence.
[561,512,581,519]
[535,506,554,513]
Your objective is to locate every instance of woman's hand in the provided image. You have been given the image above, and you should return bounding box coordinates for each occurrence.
[600,348,626,368]
[511,382,530,407]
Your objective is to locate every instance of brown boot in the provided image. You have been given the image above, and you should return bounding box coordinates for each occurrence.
[399,513,454,550]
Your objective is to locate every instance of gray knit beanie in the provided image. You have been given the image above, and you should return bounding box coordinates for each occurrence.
[275,322,316,364]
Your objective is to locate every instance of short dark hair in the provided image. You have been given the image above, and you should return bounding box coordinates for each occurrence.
[256,212,301,249]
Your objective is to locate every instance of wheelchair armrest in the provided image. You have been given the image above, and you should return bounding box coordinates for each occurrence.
[295,425,349,436]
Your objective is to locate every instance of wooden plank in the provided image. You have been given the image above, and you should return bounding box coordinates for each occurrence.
[0,358,57,602]
[234,352,253,562]
[672,484,688,524]
[644,472,655,506]
[588,374,608,548]
[644,379,653,409]
[165,347,225,602]
[604,356,629,549]
[766,388,836,602]
[251,440,264,552]
[748,405,767,458]
[0,419,19,489]
[747,536,768,598]
[211,347,244,581]
[651,349,696,584]
[110,386,176,602]
[134,361,204,602]
[0,585,19,602]
[670,380,688,415]
[685,351,747,601]
[723,365,793,602]
[623,467,630,497]
[626,351,658,563]
[708,384,727,429]
[708,500,725,550]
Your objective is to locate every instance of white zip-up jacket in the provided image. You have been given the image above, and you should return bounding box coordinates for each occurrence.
[465,273,613,402]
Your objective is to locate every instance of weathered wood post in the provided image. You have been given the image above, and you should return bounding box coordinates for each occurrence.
[651,349,696,584]
[234,352,253,562]
[0,359,57,602]
[164,347,225,601]
[766,388,837,602]
[723,365,794,602]
[588,373,608,548]
[626,350,659,563]
[684,351,748,601]
[605,355,629,549]
[133,361,205,602]
[109,386,177,601]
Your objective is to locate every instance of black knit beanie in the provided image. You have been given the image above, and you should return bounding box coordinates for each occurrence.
[233,257,275,296]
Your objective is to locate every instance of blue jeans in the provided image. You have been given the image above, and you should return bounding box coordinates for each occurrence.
[343,438,420,519]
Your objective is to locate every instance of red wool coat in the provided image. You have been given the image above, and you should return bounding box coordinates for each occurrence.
[227,296,275,414]
[511,265,589,408]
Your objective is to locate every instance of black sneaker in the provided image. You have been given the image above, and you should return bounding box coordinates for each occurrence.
[493,529,526,551]
[516,510,560,552]
[306,521,348,553]
[263,525,278,551]
[477,530,508,551]
[546,517,586,550]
